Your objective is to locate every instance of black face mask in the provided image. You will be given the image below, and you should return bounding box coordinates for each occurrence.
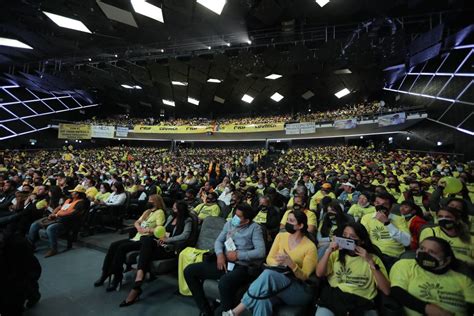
[387,183,397,188]
[438,218,456,230]
[328,213,337,222]
[285,223,296,234]
[293,204,302,211]
[411,190,420,195]
[146,202,154,209]
[416,251,448,274]
[230,199,237,206]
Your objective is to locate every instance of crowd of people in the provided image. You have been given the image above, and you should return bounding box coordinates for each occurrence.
[0,144,473,315]
[78,101,413,128]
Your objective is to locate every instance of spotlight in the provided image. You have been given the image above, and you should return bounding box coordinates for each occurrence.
[360,136,364,139]
[437,141,443,146]
[247,40,252,44]
[241,94,254,103]
[226,42,231,47]
[406,136,410,140]
[207,46,211,50]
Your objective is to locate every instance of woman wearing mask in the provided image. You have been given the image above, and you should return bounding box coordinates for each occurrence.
[93,194,166,291]
[222,210,317,316]
[317,201,353,258]
[315,223,390,316]
[390,237,474,316]
[93,182,112,204]
[399,201,427,250]
[119,201,193,307]
[419,207,473,267]
[348,193,376,222]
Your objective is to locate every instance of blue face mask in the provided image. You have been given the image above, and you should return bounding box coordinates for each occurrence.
[231,215,241,227]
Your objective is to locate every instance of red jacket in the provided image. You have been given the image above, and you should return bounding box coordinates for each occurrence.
[408,215,427,250]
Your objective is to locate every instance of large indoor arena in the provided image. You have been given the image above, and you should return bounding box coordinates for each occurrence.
[0,1,473,315]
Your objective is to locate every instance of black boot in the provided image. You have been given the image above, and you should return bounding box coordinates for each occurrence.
[94,273,109,287]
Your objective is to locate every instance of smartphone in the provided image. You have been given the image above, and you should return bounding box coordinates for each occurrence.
[335,237,356,251]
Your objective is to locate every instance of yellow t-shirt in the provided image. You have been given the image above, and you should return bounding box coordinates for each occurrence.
[95,192,111,202]
[131,209,166,241]
[348,204,376,220]
[266,232,317,281]
[85,187,98,200]
[194,203,221,220]
[327,250,388,300]
[280,209,317,228]
[254,210,268,224]
[386,187,402,201]
[390,259,474,316]
[309,191,336,210]
[360,213,409,257]
[419,226,473,266]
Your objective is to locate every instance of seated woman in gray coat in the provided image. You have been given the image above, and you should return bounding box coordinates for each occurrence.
[120,201,193,307]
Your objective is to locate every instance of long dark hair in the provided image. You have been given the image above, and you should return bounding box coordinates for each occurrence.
[49,185,64,209]
[172,201,190,236]
[338,222,382,266]
[321,201,347,237]
[113,182,125,194]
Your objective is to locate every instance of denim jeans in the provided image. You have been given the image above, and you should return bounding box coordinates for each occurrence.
[28,220,66,250]
[241,269,313,316]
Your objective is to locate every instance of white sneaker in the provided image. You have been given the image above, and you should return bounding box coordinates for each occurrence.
[222,310,235,316]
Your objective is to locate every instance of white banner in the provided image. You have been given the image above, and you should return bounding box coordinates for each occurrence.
[334,118,357,129]
[378,112,406,126]
[285,123,301,135]
[116,126,129,138]
[300,122,316,134]
[91,125,115,139]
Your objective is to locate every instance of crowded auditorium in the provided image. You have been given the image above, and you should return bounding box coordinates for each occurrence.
[0,1,473,316]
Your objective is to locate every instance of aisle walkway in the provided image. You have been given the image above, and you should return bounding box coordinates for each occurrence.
[24,243,200,316]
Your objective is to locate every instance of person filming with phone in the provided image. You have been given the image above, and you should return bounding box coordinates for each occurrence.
[315,223,390,316]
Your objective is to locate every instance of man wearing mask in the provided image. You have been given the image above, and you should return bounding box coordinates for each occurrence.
[253,196,279,240]
[356,176,376,195]
[398,180,431,216]
[183,189,200,210]
[361,192,410,269]
[226,191,243,221]
[184,204,265,316]
[194,192,221,222]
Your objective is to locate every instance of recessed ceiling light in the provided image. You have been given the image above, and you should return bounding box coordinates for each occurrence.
[335,88,350,98]
[121,84,134,89]
[197,0,227,15]
[171,81,188,86]
[437,141,443,146]
[270,92,284,102]
[207,46,211,50]
[226,42,231,47]
[207,78,222,83]
[0,37,33,49]
[265,74,282,80]
[131,0,164,23]
[316,0,330,7]
[333,68,352,74]
[247,40,252,44]
[188,97,200,105]
[114,54,118,57]
[43,11,92,33]
[162,99,175,106]
[242,94,254,103]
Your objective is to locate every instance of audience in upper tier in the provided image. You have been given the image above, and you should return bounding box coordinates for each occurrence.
[79,101,415,127]
[0,144,473,315]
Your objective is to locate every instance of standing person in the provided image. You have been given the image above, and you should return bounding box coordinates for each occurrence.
[315,223,390,316]
[184,204,265,316]
[223,210,317,316]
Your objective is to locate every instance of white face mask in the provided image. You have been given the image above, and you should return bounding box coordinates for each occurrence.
[257,184,264,189]
[224,187,230,194]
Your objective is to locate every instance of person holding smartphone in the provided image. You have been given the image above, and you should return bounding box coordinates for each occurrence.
[315,223,390,316]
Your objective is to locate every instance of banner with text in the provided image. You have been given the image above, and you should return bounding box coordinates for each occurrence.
[91,125,115,139]
[378,112,406,126]
[334,118,357,129]
[116,126,129,138]
[133,125,212,134]
[300,122,316,134]
[285,123,301,135]
[218,123,285,133]
[58,124,91,139]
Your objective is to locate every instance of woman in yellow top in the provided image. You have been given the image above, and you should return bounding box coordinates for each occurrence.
[93,182,112,203]
[419,207,473,267]
[315,223,390,316]
[390,237,474,316]
[93,194,166,291]
[223,210,317,316]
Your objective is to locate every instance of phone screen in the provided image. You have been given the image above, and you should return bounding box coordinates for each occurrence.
[335,237,356,251]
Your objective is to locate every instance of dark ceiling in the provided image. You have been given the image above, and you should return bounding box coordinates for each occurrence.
[0,0,473,119]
